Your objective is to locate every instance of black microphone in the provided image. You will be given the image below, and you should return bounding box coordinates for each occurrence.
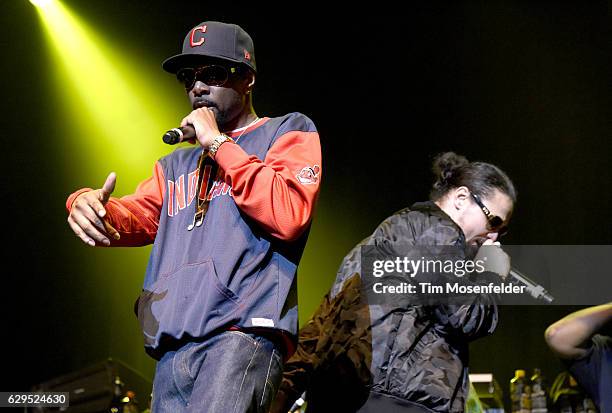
[162,125,196,145]
[508,267,554,303]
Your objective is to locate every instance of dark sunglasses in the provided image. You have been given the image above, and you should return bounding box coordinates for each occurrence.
[176,65,239,90]
[470,192,508,236]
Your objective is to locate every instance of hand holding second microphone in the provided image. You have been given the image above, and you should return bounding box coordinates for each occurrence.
[474,239,511,280]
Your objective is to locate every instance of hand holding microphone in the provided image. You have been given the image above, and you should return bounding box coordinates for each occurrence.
[162,107,221,149]
[475,239,511,280]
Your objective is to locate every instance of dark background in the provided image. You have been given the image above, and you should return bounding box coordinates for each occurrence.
[1,0,610,410]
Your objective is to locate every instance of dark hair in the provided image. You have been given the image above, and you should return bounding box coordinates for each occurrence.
[429,152,517,203]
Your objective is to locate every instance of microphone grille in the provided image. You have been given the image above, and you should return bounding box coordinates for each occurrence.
[163,128,183,145]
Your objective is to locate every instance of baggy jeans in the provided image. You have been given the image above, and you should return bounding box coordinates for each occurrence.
[151,330,283,412]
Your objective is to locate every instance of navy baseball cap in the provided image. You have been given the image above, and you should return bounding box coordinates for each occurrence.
[162,21,256,73]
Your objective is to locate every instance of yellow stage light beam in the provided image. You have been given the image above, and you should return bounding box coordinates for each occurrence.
[32,2,190,376]
[33,0,186,182]
[30,0,54,8]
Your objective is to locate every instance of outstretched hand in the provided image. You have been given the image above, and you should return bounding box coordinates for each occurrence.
[67,172,121,246]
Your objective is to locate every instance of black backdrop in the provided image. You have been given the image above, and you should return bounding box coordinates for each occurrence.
[1,0,610,410]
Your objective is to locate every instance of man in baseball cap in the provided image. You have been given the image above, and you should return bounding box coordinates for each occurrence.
[162,21,257,74]
[66,20,322,412]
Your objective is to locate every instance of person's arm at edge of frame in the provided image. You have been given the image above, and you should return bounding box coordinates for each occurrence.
[213,127,321,242]
[65,162,165,247]
[544,302,612,360]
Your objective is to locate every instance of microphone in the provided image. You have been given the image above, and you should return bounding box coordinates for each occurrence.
[162,125,196,145]
[508,267,554,303]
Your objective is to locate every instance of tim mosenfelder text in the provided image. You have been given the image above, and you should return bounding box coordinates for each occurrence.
[370,256,527,295]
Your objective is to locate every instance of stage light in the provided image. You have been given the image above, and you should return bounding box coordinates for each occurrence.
[29,0,54,8]
[32,0,186,309]
[33,0,185,180]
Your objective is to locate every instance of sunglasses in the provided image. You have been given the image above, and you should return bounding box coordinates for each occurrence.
[470,192,508,236]
[176,65,239,90]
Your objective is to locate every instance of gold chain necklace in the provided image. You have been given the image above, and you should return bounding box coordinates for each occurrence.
[187,116,260,230]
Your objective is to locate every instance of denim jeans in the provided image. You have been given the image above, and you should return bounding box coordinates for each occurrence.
[151,330,283,413]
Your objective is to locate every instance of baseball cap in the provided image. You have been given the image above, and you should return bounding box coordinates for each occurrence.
[162,21,256,73]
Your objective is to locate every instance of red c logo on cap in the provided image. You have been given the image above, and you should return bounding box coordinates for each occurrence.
[190,25,207,47]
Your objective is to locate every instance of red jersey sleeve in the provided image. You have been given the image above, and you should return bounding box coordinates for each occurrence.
[66,162,166,246]
[214,130,321,241]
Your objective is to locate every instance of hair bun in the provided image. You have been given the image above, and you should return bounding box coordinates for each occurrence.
[429,151,516,203]
[432,152,469,183]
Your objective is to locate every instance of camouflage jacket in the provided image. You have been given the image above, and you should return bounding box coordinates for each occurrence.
[271,202,499,413]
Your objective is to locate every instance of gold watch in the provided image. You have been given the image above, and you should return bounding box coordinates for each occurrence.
[208,134,234,158]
